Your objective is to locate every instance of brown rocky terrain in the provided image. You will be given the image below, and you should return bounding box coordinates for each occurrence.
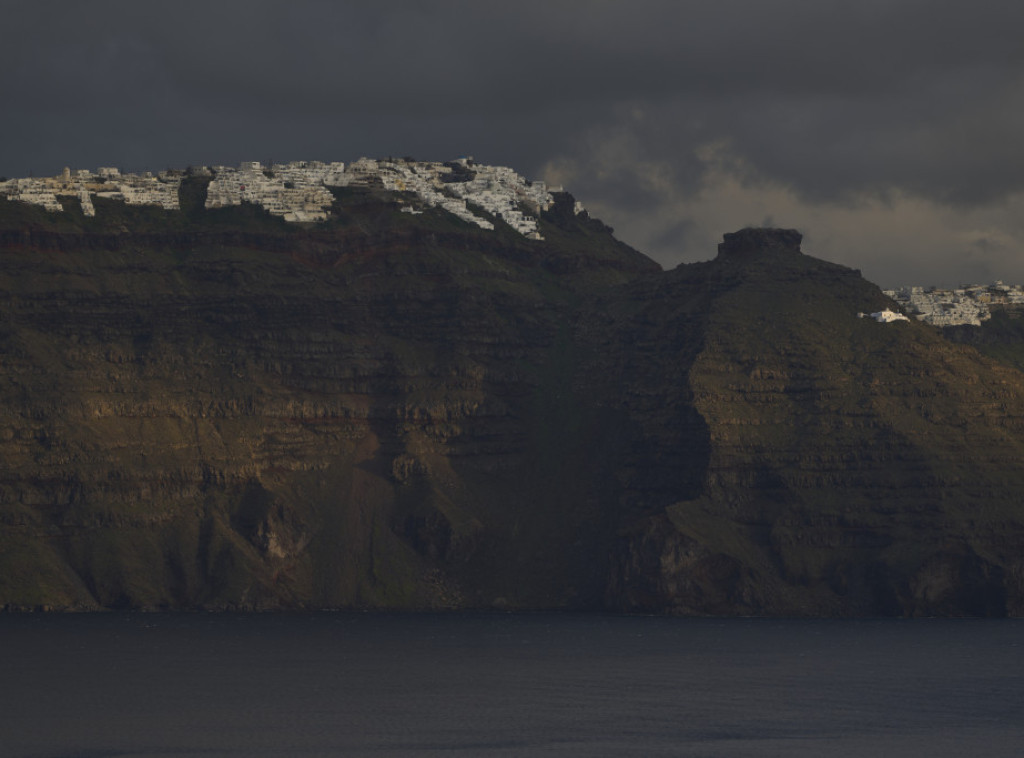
[3,192,1024,616]
[595,229,1024,616]
[0,188,656,612]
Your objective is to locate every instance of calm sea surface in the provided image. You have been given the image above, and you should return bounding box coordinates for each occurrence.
[0,612,1021,757]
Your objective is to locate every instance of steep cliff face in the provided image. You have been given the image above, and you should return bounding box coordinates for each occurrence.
[0,189,654,611]
[598,230,1024,616]
[3,199,1024,616]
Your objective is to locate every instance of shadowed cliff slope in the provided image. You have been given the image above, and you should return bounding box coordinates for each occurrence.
[3,196,1024,616]
[597,229,1024,616]
[0,187,655,611]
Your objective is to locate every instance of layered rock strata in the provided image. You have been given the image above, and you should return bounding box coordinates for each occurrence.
[3,189,1024,617]
[595,231,1024,616]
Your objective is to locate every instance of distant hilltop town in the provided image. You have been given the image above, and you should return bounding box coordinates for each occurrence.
[884,283,1024,327]
[4,160,1023,329]
[0,157,582,241]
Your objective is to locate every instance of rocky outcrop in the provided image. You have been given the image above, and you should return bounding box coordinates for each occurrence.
[598,229,1024,616]
[716,226,804,259]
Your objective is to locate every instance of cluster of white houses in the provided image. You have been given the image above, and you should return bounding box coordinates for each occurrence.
[884,283,1024,326]
[0,166,182,217]
[859,309,911,323]
[0,158,575,240]
[357,158,560,239]
[203,161,342,223]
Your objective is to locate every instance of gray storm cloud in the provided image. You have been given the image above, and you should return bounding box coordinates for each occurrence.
[3,0,1024,286]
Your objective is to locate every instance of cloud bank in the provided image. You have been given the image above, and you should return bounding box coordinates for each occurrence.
[3,0,1024,285]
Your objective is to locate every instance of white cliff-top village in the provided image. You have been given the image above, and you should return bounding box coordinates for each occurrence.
[883,283,1024,326]
[0,157,579,241]
[4,159,1023,328]
[861,285,1024,327]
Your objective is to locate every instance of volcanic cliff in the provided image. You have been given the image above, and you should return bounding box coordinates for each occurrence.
[3,186,1024,616]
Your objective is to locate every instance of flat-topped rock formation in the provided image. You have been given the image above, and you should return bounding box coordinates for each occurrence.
[717,227,804,258]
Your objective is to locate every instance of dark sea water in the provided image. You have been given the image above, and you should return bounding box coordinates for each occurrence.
[1,613,1022,757]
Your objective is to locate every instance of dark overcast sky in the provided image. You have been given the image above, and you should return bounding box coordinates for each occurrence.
[3,0,1024,286]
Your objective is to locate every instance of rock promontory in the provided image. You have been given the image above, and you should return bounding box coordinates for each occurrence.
[717,226,804,259]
